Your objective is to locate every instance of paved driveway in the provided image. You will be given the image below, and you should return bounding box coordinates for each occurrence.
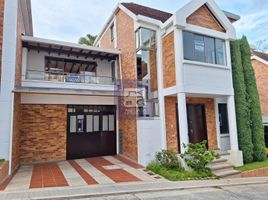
[0,155,162,192]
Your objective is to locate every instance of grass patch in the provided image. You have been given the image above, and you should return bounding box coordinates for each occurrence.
[235,158,268,172]
[147,162,216,181]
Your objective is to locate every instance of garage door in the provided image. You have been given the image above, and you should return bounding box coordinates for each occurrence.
[67,105,116,160]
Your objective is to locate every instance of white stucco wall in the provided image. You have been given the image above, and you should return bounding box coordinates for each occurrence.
[137,118,162,166]
[21,94,116,105]
[183,62,233,96]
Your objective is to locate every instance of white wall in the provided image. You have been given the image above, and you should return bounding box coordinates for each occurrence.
[183,62,233,95]
[21,94,116,105]
[137,118,162,166]
[0,0,18,163]
[26,50,113,78]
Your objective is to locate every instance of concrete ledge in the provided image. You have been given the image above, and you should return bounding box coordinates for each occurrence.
[0,161,9,184]
[0,177,268,199]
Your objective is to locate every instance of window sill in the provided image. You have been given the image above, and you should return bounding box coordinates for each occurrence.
[183,60,230,70]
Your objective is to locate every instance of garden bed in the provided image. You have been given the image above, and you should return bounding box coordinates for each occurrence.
[147,162,216,181]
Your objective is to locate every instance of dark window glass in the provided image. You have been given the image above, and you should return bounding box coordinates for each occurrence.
[265,126,268,147]
[110,23,114,42]
[218,104,229,134]
[215,39,226,65]
[205,37,215,64]
[194,35,205,62]
[183,31,226,66]
[183,31,194,60]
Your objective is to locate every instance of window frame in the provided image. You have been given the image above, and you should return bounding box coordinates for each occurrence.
[110,23,115,42]
[183,31,227,66]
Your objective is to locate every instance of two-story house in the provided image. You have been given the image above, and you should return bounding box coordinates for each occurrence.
[0,0,243,177]
[95,0,243,167]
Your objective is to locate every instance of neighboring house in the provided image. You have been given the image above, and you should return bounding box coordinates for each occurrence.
[0,0,244,176]
[251,51,268,152]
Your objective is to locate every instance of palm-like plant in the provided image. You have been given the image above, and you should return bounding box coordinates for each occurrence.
[78,34,97,46]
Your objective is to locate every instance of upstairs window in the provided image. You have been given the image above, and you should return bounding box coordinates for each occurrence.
[183,31,226,66]
[110,23,115,42]
[135,27,156,50]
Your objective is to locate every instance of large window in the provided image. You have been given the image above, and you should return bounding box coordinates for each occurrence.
[135,27,158,117]
[183,31,226,66]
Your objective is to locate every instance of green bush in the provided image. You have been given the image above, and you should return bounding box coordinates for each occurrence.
[231,40,254,163]
[155,149,181,169]
[240,36,266,161]
[180,141,219,171]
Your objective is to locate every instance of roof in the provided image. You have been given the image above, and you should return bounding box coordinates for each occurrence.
[121,2,239,23]
[22,36,120,61]
[252,51,268,62]
[121,2,172,23]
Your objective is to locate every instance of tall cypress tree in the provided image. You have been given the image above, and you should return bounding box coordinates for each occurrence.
[240,36,266,161]
[231,40,253,163]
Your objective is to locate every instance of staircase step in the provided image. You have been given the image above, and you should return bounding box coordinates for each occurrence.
[208,163,233,171]
[214,169,240,178]
[209,158,228,164]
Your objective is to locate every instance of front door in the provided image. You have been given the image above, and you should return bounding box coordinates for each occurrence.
[67,105,116,160]
[187,104,208,144]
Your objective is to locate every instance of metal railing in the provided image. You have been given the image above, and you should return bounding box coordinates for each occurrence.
[24,70,116,86]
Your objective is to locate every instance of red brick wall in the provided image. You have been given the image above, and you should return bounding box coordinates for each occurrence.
[114,9,138,161]
[165,96,179,152]
[252,59,268,116]
[187,5,225,33]
[241,167,268,178]
[165,96,218,152]
[162,32,176,88]
[20,105,67,164]
[0,161,9,184]
[99,23,115,49]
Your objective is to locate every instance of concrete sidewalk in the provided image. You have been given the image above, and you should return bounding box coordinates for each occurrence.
[0,176,268,200]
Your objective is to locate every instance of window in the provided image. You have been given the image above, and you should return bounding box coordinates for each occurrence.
[135,28,156,50]
[183,31,226,65]
[110,23,115,42]
[218,104,229,134]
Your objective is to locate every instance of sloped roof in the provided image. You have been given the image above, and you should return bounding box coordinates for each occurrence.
[121,2,173,23]
[121,2,239,23]
[252,51,268,62]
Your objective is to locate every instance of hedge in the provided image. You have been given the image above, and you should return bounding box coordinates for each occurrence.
[231,40,253,163]
[240,36,266,161]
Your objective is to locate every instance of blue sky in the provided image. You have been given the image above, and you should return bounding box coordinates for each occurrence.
[31,0,268,47]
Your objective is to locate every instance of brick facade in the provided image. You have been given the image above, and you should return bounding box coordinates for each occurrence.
[20,105,67,164]
[162,32,176,88]
[187,5,225,33]
[252,59,268,116]
[114,9,138,161]
[99,24,115,49]
[165,96,218,152]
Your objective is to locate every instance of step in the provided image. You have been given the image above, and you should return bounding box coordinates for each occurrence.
[208,163,233,171]
[209,158,228,165]
[214,169,241,178]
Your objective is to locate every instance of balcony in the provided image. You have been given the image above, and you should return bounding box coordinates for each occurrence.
[20,36,121,93]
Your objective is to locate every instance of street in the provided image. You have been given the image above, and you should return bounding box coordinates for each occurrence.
[76,183,268,200]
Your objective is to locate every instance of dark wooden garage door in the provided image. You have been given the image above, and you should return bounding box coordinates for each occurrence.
[67,105,116,160]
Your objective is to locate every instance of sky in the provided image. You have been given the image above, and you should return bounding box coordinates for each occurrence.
[31,0,268,48]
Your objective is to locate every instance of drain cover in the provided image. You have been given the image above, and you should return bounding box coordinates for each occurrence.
[103,165,122,170]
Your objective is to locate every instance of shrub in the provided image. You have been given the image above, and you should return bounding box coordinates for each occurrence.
[231,40,254,163]
[155,149,181,169]
[240,36,266,162]
[180,141,219,171]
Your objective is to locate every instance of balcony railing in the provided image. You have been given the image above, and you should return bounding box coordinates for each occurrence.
[24,70,116,85]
